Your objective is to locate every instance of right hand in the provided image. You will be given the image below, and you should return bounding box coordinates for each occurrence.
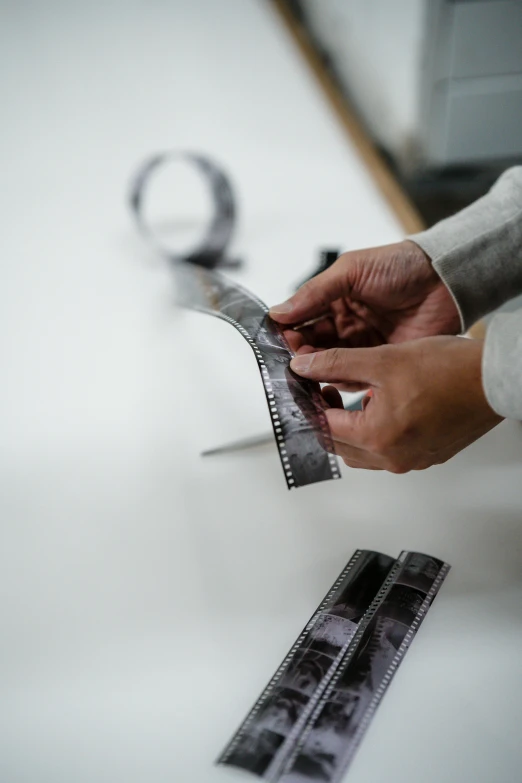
[269,241,461,354]
[289,336,501,472]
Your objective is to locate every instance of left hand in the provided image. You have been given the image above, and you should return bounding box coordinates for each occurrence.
[290,337,503,472]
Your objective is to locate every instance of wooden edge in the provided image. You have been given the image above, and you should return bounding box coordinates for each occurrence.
[271,0,425,235]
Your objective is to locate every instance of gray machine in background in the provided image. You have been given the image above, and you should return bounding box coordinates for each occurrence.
[422,0,522,169]
[297,0,522,172]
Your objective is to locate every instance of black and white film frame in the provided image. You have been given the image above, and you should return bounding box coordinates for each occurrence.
[217,550,396,775]
[219,549,450,781]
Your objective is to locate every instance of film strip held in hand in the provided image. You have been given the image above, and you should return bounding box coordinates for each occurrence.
[218,549,450,781]
[174,263,341,489]
[129,152,341,489]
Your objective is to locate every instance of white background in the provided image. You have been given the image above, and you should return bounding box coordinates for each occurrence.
[1,2,522,782]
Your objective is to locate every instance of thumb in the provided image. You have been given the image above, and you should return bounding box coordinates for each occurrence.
[269,266,346,324]
[290,346,382,387]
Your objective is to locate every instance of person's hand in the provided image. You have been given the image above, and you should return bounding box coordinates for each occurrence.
[270,241,461,353]
[289,337,502,472]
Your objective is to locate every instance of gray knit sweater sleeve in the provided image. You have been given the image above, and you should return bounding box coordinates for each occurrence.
[408,166,522,420]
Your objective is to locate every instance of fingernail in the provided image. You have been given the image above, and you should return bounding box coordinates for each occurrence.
[270,300,294,314]
[290,354,315,375]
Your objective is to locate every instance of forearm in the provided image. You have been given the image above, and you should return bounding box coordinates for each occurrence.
[408,166,522,331]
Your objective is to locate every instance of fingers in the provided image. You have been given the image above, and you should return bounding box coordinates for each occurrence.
[328,432,383,470]
[326,407,369,450]
[287,321,385,352]
[282,328,305,354]
[326,380,371,392]
[292,316,340,348]
[341,459,382,471]
[269,265,347,325]
[290,346,384,386]
[281,316,339,353]
[319,384,394,472]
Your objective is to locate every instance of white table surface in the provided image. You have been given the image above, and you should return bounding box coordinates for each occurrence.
[1,2,522,782]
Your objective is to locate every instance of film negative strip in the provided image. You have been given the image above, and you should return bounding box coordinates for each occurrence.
[218,549,450,781]
[129,151,238,268]
[217,550,397,775]
[129,152,342,489]
[174,263,341,489]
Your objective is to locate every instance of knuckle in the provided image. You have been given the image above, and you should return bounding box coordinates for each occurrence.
[386,459,410,475]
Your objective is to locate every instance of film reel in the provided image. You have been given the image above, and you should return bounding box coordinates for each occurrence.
[129,151,238,268]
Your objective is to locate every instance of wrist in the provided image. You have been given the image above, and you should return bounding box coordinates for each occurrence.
[402,239,438,283]
[403,239,463,334]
